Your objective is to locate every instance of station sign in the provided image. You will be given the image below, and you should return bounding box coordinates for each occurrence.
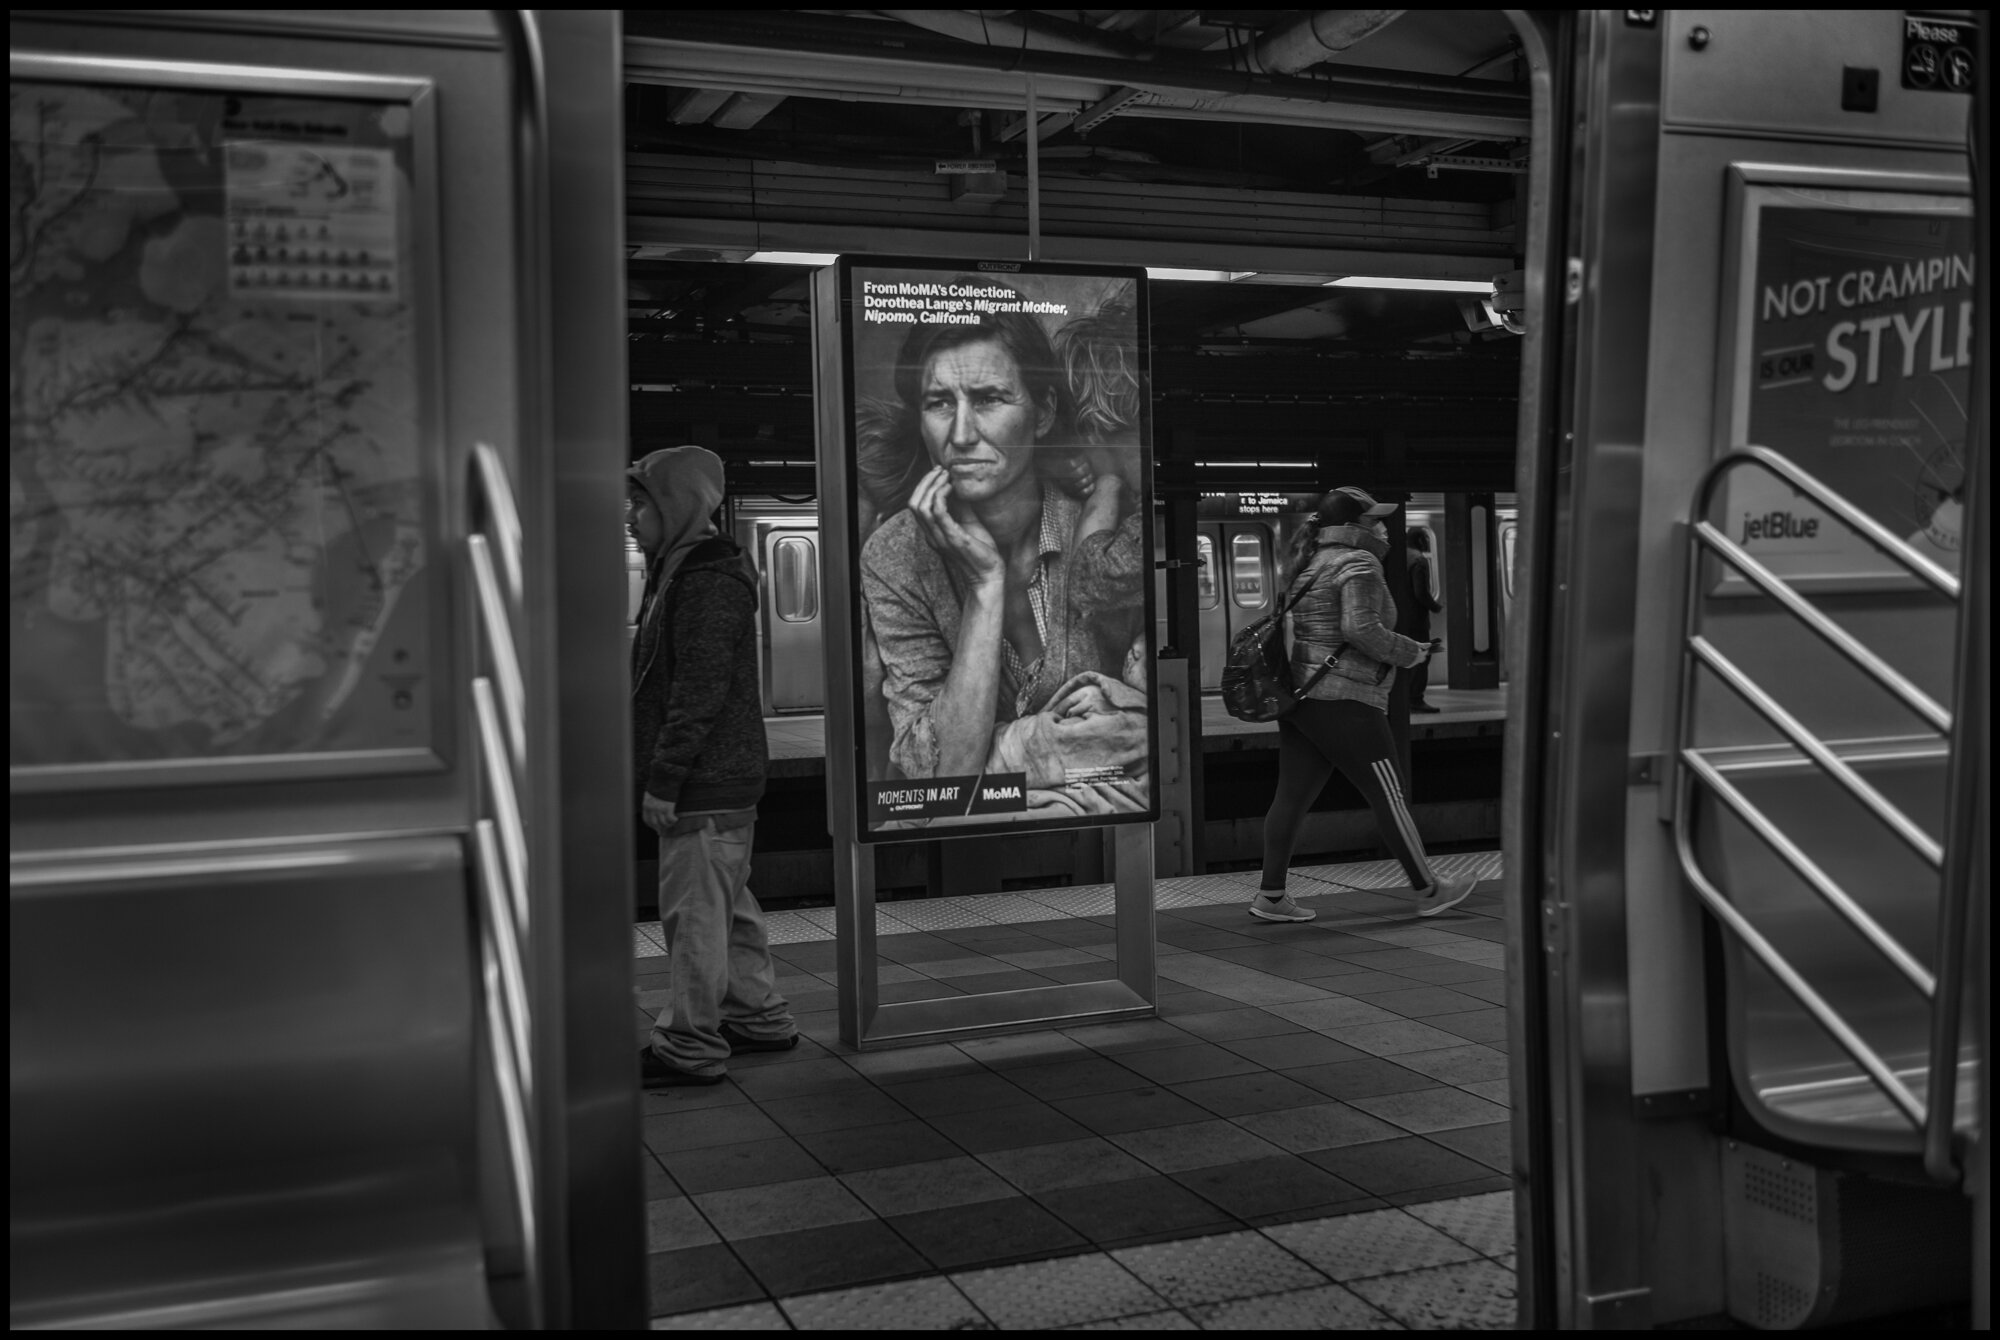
[819,256,1159,841]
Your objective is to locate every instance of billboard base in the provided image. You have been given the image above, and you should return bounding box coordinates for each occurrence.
[834,822,1158,1048]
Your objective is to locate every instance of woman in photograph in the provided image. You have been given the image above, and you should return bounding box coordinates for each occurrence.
[858,282,1147,814]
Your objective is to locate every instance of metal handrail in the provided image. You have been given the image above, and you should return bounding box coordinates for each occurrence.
[1679,749,1935,1000]
[471,442,525,609]
[1688,637,1942,870]
[1675,446,1967,1159]
[467,437,537,1317]
[474,819,534,1094]
[1692,446,1960,600]
[1670,779,1927,1130]
[469,534,527,773]
[1687,520,1952,735]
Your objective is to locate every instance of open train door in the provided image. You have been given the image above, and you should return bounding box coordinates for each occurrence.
[9,11,641,1328]
[1506,9,1987,1329]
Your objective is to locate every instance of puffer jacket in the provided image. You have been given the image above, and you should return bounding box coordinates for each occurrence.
[1285,524,1429,712]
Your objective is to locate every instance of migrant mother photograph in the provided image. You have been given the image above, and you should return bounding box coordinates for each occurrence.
[839,260,1157,837]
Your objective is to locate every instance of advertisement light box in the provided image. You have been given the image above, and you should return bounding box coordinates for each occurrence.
[815,257,1160,842]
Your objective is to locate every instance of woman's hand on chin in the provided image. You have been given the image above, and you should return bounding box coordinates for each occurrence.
[912,465,1004,591]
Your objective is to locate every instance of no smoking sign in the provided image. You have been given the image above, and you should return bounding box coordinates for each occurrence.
[1902,13,1975,93]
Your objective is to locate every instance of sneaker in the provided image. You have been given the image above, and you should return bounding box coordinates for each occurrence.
[1414,876,1476,918]
[1411,703,1441,714]
[1249,891,1316,923]
[639,1047,726,1088]
[719,1023,800,1054]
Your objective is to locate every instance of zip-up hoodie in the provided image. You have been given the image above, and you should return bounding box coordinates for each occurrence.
[629,451,768,813]
[1285,523,1429,713]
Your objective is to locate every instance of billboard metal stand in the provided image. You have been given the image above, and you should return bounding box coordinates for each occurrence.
[832,824,1156,1049]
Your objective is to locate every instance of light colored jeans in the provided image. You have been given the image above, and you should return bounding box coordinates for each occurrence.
[649,814,795,1077]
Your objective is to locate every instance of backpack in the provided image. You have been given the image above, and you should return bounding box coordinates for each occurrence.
[1219,568,1336,723]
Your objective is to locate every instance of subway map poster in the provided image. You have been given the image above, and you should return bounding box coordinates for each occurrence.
[10,78,435,780]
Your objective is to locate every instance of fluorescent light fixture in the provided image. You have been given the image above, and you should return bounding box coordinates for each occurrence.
[1326,276,1495,293]
[1196,460,1317,469]
[746,251,838,266]
[1146,267,1233,282]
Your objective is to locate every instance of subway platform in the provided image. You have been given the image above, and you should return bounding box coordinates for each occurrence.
[634,851,1517,1330]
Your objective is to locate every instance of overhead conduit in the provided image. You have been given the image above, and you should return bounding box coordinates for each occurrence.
[624,11,1528,141]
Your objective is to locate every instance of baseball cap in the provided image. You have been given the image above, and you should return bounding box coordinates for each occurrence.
[1316,486,1398,526]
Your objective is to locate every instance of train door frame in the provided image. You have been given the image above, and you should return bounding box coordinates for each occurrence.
[1507,8,1988,1329]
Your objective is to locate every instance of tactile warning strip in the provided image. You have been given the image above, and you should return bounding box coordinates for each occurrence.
[1186,1283,1400,1330]
[1261,1207,1482,1281]
[662,856,1507,950]
[1069,1309,1201,1330]
[1110,1228,1329,1308]
[1407,1190,1515,1257]
[950,1252,1167,1330]
[1347,1257,1518,1329]
[779,1276,986,1330]
[648,1300,789,1330]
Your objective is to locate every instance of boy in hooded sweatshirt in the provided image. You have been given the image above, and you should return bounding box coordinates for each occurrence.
[628,446,797,1086]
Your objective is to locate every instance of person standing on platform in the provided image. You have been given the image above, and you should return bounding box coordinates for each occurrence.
[1253,486,1476,924]
[1405,527,1444,713]
[628,446,797,1087]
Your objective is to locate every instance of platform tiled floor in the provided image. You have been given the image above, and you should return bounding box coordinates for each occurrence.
[636,852,1516,1329]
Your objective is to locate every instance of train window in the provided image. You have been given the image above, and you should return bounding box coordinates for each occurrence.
[1230,531,1269,608]
[771,535,819,623]
[625,532,647,625]
[1196,534,1220,610]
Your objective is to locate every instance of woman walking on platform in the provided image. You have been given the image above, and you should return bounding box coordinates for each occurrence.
[1252,486,1478,923]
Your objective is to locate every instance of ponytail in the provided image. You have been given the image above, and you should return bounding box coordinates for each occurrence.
[1283,521,1322,587]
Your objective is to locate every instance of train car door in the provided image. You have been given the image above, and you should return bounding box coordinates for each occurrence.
[1509,9,1984,1328]
[7,11,640,1329]
[1195,526,1226,689]
[759,523,824,713]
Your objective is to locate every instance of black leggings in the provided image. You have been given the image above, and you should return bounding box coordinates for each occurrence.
[1260,699,1436,892]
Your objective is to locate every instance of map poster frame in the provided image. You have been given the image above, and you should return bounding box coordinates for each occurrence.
[816,254,1161,846]
[10,52,450,793]
[1711,162,1974,595]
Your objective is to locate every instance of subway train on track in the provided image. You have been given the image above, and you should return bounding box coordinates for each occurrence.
[630,494,1518,714]
[10,7,1989,1334]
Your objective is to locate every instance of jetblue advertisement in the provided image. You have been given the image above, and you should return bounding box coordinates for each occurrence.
[1727,202,1973,587]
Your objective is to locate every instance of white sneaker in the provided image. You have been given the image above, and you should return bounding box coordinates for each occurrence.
[1414,876,1476,918]
[1249,891,1316,922]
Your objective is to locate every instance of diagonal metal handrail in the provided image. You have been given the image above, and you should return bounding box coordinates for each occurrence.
[1674,446,1967,1167]
[1671,769,1927,1130]
[1688,637,1942,871]
[466,438,537,1317]
[1679,749,1935,1000]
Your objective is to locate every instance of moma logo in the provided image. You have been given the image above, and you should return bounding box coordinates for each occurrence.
[981,783,1021,801]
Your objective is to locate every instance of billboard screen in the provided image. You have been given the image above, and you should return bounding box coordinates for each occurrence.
[828,257,1158,840]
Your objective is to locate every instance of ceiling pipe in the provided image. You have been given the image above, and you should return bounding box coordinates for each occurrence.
[1246,10,1407,75]
[873,9,1132,59]
[634,12,1528,108]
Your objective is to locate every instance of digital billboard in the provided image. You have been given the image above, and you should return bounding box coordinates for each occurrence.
[824,257,1158,840]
